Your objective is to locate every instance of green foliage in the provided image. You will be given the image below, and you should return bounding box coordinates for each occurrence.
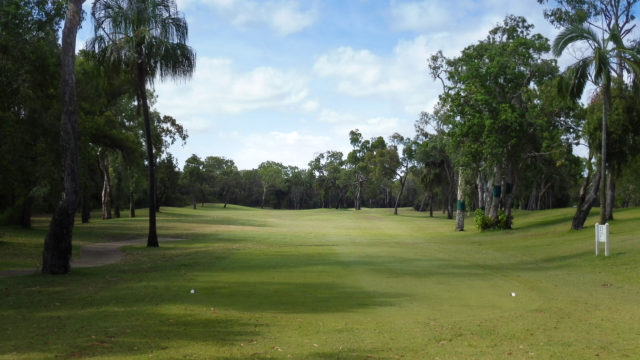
[0,0,66,226]
[474,209,493,231]
[474,209,511,231]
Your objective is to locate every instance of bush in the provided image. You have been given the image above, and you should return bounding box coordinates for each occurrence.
[474,209,512,231]
[474,209,493,231]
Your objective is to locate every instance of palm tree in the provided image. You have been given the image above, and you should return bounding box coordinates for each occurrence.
[552,24,640,226]
[88,0,195,247]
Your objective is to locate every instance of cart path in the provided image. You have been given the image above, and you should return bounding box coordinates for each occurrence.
[0,237,188,278]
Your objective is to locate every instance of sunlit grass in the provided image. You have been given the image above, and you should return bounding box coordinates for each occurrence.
[1,205,640,359]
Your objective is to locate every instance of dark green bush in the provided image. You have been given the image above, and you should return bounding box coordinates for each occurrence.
[474,209,512,231]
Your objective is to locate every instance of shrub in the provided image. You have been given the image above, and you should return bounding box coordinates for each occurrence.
[474,209,512,231]
[474,209,493,231]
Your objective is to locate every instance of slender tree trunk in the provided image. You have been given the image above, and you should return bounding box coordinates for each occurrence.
[600,87,609,225]
[488,163,502,220]
[98,148,112,220]
[477,172,486,210]
[606,170,615,221]
[192,197,197,209]
[81,189,90,223]
[137,58,158,247]
[504,166,515,229]
[572,169,601,230]
[113,161,122,218]
[355,177,362,210]
[455,168,465,231]
[429,193,433,217]
[418,193,427,212]
[261,184,266,209]
[129,188,135,218]
[393,171,408,215]
[42,0,84,274]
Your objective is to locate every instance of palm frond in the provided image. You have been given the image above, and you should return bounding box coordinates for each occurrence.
[552,24,601,57]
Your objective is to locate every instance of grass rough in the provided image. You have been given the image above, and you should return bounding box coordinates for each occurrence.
[1,205,639,359]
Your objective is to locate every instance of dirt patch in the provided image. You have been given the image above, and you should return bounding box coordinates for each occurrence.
[0,237,187,278]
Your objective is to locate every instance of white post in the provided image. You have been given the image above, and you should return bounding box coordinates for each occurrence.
[604,223,610,256]
[595,223,600,256]
[595,222,610,256]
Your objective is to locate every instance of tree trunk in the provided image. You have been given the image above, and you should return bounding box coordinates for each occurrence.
[113,161,122,219]
[356,178,362,210]
[504,166,515,229]
[192,197,197,209]
[600,86,609,225]
[418,193,427,212]
[129,188,135,218]
[606,170,615,221]
[81,189,91,223]
[477,171,486,210]
[137,56,158,247]
[429,193,433,217]
[572,169,601,230]
[98,148,112,220]
[488,163,502,220]
[455,168,465,231]
[42,0,84,274]
[393,170,408,215]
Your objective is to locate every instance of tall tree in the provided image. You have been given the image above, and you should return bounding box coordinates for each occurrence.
[182,154,205,209]
[89,0,195,246]
[0,0,65,228]
[389,133,415,215]
[42,0,85,274]
[434,16,556,227]
[552,23,640,225]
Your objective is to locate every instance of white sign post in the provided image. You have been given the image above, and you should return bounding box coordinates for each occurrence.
[595,223,610,256]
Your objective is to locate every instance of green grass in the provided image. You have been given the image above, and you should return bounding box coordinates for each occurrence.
[1,205,640,359]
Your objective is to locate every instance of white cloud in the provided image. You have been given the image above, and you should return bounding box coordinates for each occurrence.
[180,0,317,35]
[153,57,310,129]
[317,109,413,143]
[314,36,444,115]
[232,130,333,169]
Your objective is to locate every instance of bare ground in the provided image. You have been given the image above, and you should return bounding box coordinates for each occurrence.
[0,237,187,278]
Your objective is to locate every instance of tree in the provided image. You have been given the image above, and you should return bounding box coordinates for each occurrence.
[433,16,556,228]
[89,0,195,247]
[42,0,85,274]
[389,133,415,215]
[182,154,205,209]
[258,161,286,209]
[552,22,640,225]
[0,0,65,228]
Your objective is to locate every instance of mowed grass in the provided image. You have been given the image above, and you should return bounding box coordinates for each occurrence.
[1,205,640,359]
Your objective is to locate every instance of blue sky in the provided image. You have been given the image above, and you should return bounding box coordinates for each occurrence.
[78,0,570,170]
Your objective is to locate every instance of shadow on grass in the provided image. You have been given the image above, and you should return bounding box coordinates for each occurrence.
[515,212,576,230]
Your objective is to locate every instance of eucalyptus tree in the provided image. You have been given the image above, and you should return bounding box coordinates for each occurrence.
[258,161,286,209]
[389,133,416,215]
[89,0,195,247]
[347,129,369,210]
[433,16,556,227]
[42,0,85,274]
[552,23,640,224]
[202,156,239,208]
[182,154,205,209]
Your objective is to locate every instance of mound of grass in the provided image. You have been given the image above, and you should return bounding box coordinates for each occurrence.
[1,205,639,359]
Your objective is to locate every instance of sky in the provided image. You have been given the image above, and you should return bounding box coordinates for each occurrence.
[77,0,578,170]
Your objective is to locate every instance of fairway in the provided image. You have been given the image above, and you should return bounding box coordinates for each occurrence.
[1,206,640,359]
